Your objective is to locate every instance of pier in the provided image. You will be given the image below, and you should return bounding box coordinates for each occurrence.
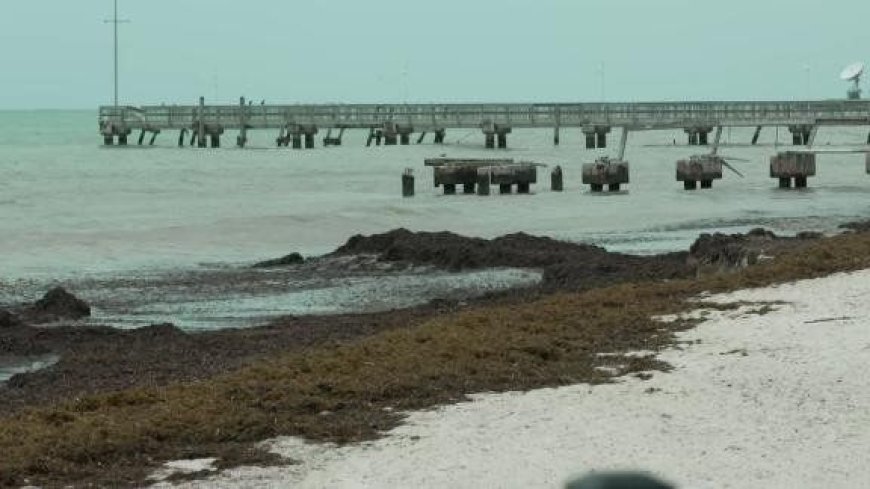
[99,99,870,149]
[100,98,870,192]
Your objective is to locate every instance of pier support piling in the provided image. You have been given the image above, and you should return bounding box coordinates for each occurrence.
[443,183,456,195]
[676,155,724,190]
[398,126,413,145]
[583,126,611,148]
[402,169,415,197]
[551,165,563,191]
[103,135,114,146]
[434,129,446,144]
[499,184,512,194]
[485,133,495,149]
[752,126,762,145]
[770,152,816,189]
[416,132,427,144]
[463,183,476,194]
[788,125,814,146]
[477,169,491,196]
[596,130,608,148]
[582,157,629,192]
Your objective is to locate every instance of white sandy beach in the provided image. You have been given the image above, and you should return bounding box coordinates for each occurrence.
[154,269,870,489]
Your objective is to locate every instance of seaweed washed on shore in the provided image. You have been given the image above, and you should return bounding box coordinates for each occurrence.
[0,224,857,486]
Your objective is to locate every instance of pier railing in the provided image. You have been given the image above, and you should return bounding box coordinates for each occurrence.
[100,100,870,133]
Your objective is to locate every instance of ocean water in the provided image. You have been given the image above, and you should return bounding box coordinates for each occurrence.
[1,111,868,327]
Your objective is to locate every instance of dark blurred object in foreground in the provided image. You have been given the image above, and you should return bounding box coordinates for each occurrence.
[566,471,675,489]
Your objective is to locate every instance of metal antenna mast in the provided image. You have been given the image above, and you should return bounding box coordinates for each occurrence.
[104,0,129,108]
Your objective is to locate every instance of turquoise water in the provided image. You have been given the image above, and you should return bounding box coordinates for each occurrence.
[1,110,869,283]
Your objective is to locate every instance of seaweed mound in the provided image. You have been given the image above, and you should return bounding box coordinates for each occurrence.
[333,229,691,291]
[28,287,91,322]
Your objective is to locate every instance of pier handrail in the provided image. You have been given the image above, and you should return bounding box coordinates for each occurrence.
[99,100,870,132]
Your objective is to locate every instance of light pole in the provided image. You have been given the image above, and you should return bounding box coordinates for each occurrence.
[105,0,129,108]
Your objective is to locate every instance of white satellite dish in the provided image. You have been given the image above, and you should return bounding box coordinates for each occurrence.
[840,62,864,99]
[840,62,865,81]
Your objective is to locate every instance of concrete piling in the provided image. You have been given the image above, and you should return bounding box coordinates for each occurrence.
[476,168,491,196]
[429,159,536,196]
[788,125,813,146]
[292,135,302,149]
[866,153,870,174]
[582,157,629,192]
[583,126,610,149]
[596,131,607,149]
[553,126,560,146]
[304,134,315,149]
[178,129,187,147]
[402,169,415,197]
[495,126,511,149]
[676,155,724,190]
[149,131,158,145]
[103,135,114,146]
[752,126,762,145]
[770,152,816,188]
[398,126,413,145]
[685,127,712,146]
[434,129,446,144]
[485,133,495,149]
[416,132,427,144]
[551,165,563,191]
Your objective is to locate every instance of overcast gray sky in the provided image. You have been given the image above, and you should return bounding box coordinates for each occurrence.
[1,0,868,109]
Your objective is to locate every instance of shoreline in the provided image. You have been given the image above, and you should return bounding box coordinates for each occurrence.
[0,224,866,486]
[176,269,870,488]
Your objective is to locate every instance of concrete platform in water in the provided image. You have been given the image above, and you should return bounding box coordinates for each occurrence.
[425,158,541,195]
